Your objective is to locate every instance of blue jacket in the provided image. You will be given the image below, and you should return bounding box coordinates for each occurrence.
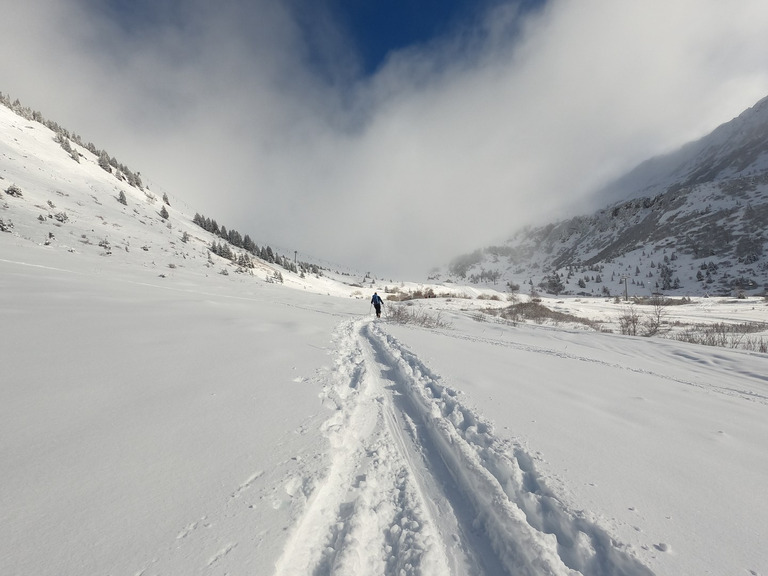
[371,293,383,306]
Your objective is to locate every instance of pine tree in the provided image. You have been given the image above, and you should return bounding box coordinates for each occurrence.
[98,151,112,173]
[243,234,257,254]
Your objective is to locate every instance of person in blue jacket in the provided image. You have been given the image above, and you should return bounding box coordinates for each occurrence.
[371,292,383,318]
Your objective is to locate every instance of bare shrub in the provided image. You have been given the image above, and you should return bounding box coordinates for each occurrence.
[618,306,640,336]
[477,294,501,301]
[386,304,451,329]
[386,287,446,301]
[674,322,768,351]
[500,301,600,330]
[743,337,768,354]
[641,295,669,337]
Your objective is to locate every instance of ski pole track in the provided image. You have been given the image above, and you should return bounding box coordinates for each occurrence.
[273,318,654,576]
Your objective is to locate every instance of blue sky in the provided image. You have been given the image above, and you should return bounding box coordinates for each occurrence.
[321,0,541,74]
[2,1,768,276]
[103,0,540,75]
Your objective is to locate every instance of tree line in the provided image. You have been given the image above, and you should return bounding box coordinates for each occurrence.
[192,212,322,277]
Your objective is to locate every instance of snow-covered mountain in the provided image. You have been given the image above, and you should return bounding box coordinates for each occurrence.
[601,95,768,202]
[442,95,768,298]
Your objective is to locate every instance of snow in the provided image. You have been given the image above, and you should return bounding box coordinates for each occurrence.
[2,103,768,575]
[383,309,768,575]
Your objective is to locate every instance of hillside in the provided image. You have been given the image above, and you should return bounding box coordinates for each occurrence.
[443,95,768,298]
[0,101,351,295]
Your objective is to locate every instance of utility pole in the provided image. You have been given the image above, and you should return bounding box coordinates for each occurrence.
[620,274,629,301]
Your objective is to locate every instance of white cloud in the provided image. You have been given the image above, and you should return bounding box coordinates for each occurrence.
[2,0,768,277]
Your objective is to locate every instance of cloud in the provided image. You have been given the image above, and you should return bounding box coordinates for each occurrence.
[2,0,768,277]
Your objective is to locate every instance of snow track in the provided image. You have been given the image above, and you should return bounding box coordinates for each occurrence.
[273,319,654,576]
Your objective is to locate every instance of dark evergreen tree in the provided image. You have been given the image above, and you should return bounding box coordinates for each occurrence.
[243,234,257,254]
[540,273,565,295]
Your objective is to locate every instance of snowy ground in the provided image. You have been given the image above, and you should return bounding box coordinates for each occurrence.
[3,247,768,576]
[2,104,768,575]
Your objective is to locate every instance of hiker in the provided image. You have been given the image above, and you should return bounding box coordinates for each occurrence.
[371,292,383,318]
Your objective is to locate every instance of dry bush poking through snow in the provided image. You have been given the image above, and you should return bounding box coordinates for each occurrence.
[386,303,452,329]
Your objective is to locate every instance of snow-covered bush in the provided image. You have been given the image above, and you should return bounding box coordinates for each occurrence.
[267,270,284,284]
[5,184,22,197]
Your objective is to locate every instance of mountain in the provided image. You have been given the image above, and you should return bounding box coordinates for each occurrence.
[442,95,768,298]
[599,94,768,203]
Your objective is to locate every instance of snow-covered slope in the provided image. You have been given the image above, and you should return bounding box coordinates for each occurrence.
[601,97,768,204]
[0,103,365,297]
[599,95,768,203]
[442,94,768,298]
[3,99,768,576]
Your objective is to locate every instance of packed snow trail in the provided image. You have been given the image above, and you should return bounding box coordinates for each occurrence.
[273,318,451,576]
[273,318,654,576]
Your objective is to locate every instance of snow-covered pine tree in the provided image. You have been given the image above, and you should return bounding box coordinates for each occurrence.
[98,151,112,173]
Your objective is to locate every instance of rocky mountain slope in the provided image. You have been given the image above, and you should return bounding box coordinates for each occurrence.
[443,95,768,298]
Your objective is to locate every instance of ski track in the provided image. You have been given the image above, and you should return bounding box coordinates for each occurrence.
[272,318,654,576]
[427,322,768,405]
